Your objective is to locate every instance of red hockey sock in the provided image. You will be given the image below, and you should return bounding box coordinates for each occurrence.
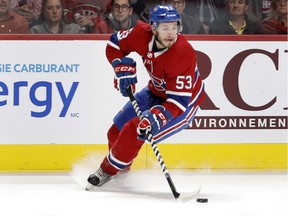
[101,117,145,175]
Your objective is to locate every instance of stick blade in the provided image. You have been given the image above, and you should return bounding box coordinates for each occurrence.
[177,187,201,202]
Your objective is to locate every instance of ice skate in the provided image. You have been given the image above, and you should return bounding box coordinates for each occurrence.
[85,168,112,190]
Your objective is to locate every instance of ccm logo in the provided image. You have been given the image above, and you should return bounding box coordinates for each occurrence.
[115,66,136,72]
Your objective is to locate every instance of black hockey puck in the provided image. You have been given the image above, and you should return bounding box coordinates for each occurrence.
[196,198,208,203]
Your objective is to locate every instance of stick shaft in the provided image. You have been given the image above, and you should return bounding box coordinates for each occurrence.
[127,86,180,199]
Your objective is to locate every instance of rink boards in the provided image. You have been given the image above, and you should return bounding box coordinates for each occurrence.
[0,35,287,171]
[0,143,286,171]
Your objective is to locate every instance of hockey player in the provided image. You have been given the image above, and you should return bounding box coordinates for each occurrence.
[87,4,205,188]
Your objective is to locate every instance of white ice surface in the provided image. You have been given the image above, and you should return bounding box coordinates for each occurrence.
[0,156,287,216]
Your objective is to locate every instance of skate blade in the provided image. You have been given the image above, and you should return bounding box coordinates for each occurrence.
[85,182,106,191]
[85,178,114,191]
[85,183,95,191]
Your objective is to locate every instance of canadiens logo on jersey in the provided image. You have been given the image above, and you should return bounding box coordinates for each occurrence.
[67,0,105,16]
[75,4,102,16]
[144,52,166,91]
[63,0,106,22]
[150,74,166,92]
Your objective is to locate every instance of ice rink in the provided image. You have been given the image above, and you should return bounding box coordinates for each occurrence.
[0,166,287,216]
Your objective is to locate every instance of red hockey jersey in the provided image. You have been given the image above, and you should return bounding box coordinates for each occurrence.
[106,21,205,118]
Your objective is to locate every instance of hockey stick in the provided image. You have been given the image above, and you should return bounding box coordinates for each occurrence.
[126,86,200,201]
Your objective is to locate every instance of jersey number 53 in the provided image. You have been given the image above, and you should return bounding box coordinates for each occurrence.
[176,75,193,90]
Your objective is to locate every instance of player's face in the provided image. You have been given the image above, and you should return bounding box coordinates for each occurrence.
[154,22,178,49]
[43,0,63,24]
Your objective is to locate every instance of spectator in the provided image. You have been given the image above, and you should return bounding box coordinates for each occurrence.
[63,0,109,33]
[30,0,84,33]
[246,0,262,23]
[184,0,226,33]
[209,0,262,34]
[0,0,29,33]
[130,0,149,22]
[163,0,205,34]
[262,0,272,19]
[198,0,216,26]
[11,0,42,26]
[261,0,287,34]
[94,0,138,33]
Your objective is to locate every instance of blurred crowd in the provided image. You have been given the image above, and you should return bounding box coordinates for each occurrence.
[0,0,287,34]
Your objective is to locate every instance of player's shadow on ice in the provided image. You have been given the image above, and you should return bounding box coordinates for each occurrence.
[85,176,177,201]
[91,187,175,200]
